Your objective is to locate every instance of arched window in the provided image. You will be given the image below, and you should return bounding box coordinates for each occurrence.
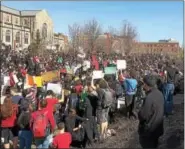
[42,23,47,39]
[6,30,11,42]
[16,32,20,43]
[24,33,29,44]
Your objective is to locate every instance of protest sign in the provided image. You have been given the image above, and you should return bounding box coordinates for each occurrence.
[42,70,60,83]
[104,67,117,75]
[33,76,42,87]
[1,85,6,104]
[3,76,10,86]
[47,83,62,95]
[117,60,127,70]
[92,70,104,79]
[26,74,34,86]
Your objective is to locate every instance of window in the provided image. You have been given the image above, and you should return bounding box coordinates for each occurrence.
[15,18,18,24]
[6,15,10,22]
[16,32,20,43]
[42,23,47,39]
[24,33,29,44]
[6,30,11,42]
[24,19,28,26]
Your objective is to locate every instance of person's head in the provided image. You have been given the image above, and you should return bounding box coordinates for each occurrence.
[46,90,55,98]
[99,79,108,89]
[143,75,157,92]
[68,108,76,117]
[129,70,136,78]
[21,99,30,111]
[40,99,48,109]
[57,122,65,132]
[88,85,94,93]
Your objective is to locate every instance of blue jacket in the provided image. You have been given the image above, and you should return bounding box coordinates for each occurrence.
[123,78,138,95]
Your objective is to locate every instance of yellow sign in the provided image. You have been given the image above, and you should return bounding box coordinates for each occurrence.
[41,70,60,83]
[33,76,42,87]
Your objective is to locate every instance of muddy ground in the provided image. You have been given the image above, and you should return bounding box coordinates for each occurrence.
[95,94,184,149]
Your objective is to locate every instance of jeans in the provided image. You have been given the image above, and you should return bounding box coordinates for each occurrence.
[125,95,137,119]
[163,83,175,115]
[18,130,33,149]
[35,134,53,149]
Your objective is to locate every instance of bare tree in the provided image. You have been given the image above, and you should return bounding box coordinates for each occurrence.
[68,23,82,55]
[83,19,102,53]
[107,26,119,53]
[119,20,138,55]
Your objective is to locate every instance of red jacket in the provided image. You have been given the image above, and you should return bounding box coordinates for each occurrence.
[30,108,56,132]
[1,105,18,128]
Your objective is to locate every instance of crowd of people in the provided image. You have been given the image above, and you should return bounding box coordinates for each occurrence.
[0,46,183,149]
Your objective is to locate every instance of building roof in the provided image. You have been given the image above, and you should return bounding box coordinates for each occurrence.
[21,10,41,16]
[1,5,20,15]
[1,5,41,16]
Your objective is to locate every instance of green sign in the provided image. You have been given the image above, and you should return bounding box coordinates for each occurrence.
[104,67,117,74]
[57,57,63,63]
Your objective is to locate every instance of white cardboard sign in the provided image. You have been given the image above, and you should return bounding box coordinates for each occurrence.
[92,70,104,79]
[47,83,62,95]
[4,76,10,86]
[117,60,127,70]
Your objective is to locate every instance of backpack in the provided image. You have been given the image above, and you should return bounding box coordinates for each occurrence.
[115,83,123,97]
[32,111,49,138]
[102,89,113,108]
[17,111,30,129]
[69,94,78,109]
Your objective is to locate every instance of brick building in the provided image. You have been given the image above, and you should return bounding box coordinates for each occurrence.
[134,39,180,53]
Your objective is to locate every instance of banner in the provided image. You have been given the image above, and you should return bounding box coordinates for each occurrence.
[104,67,117,75]
[92,70,104,79]
[41,70,60,83]
[117,60,127,70]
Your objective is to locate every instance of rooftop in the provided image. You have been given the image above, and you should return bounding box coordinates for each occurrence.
[1,5,41,16]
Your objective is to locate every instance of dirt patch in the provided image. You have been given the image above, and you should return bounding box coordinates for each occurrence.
[95,97,184,149]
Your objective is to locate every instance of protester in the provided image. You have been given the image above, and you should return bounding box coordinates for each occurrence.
[30,100,55,148]
[123,70,138,119]
[51,122,72,149]
[17,101,33,149]
[163,61,179,116]
[138,75,164,149]
[0,96,18,149]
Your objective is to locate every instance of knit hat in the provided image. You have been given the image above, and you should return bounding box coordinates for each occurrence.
[143,75,156,88]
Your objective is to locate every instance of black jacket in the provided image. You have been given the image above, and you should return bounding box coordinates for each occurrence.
[138,88,164,138]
